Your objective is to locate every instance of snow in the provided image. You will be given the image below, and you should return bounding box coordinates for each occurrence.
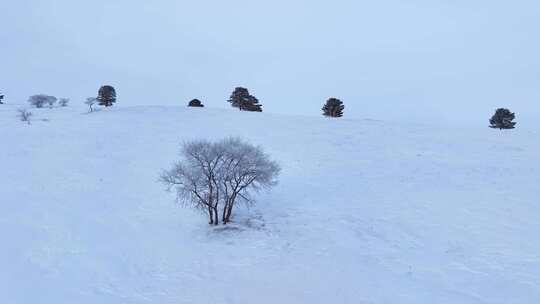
[1,104,539,303]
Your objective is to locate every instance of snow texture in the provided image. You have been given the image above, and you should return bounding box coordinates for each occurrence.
[1,104,539,303]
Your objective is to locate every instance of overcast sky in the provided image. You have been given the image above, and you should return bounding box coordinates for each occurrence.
[1,0,538,125]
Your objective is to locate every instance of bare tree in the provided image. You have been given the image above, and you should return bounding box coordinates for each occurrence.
[17,109,33,124]
[59,98,70,107]
[85,97,97,113]
[28,94,57,108]
[161,140,225,225]
[217,138,280,224]
[47,96,57,108]
[160,138,280,225]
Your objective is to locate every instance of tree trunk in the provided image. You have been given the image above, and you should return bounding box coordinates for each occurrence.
[208,206,214,225]
[224,192,238,223]
[222,201,229,224]
[213,207,219,225]
[225,203,234,223]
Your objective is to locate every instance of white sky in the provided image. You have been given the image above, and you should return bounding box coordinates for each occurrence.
[1,0,539,125]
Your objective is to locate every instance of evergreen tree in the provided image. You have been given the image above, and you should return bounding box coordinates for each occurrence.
[489,108,516,129]
[97,85,117,107]
[188,99,204,107]
[228,87,249,109]
[228,87,262,112]
[0,93,4,104]
[322,98,344,117]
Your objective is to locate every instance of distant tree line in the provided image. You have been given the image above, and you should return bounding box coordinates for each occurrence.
[10,83,521,130]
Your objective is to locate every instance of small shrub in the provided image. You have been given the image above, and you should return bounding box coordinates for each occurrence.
[47,96,57,108]
[489,108,516,130]
[188,99,204,107]
[322,98,344,117]
[58,98,69,107]
[17,109,33,124]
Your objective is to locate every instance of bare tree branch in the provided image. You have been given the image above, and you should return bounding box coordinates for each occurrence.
[160,138,280,225]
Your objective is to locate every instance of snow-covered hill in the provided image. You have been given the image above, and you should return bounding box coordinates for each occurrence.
[1,104,539,303]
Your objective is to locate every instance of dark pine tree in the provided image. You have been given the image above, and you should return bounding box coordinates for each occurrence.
[228,87,262,112]
[97,85,117,107]
[0,92,4,104]
[322,98,344,117]
[489,108,516,130]
[188,99,204,107]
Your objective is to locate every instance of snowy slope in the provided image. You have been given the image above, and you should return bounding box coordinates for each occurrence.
[1,104,539,304]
